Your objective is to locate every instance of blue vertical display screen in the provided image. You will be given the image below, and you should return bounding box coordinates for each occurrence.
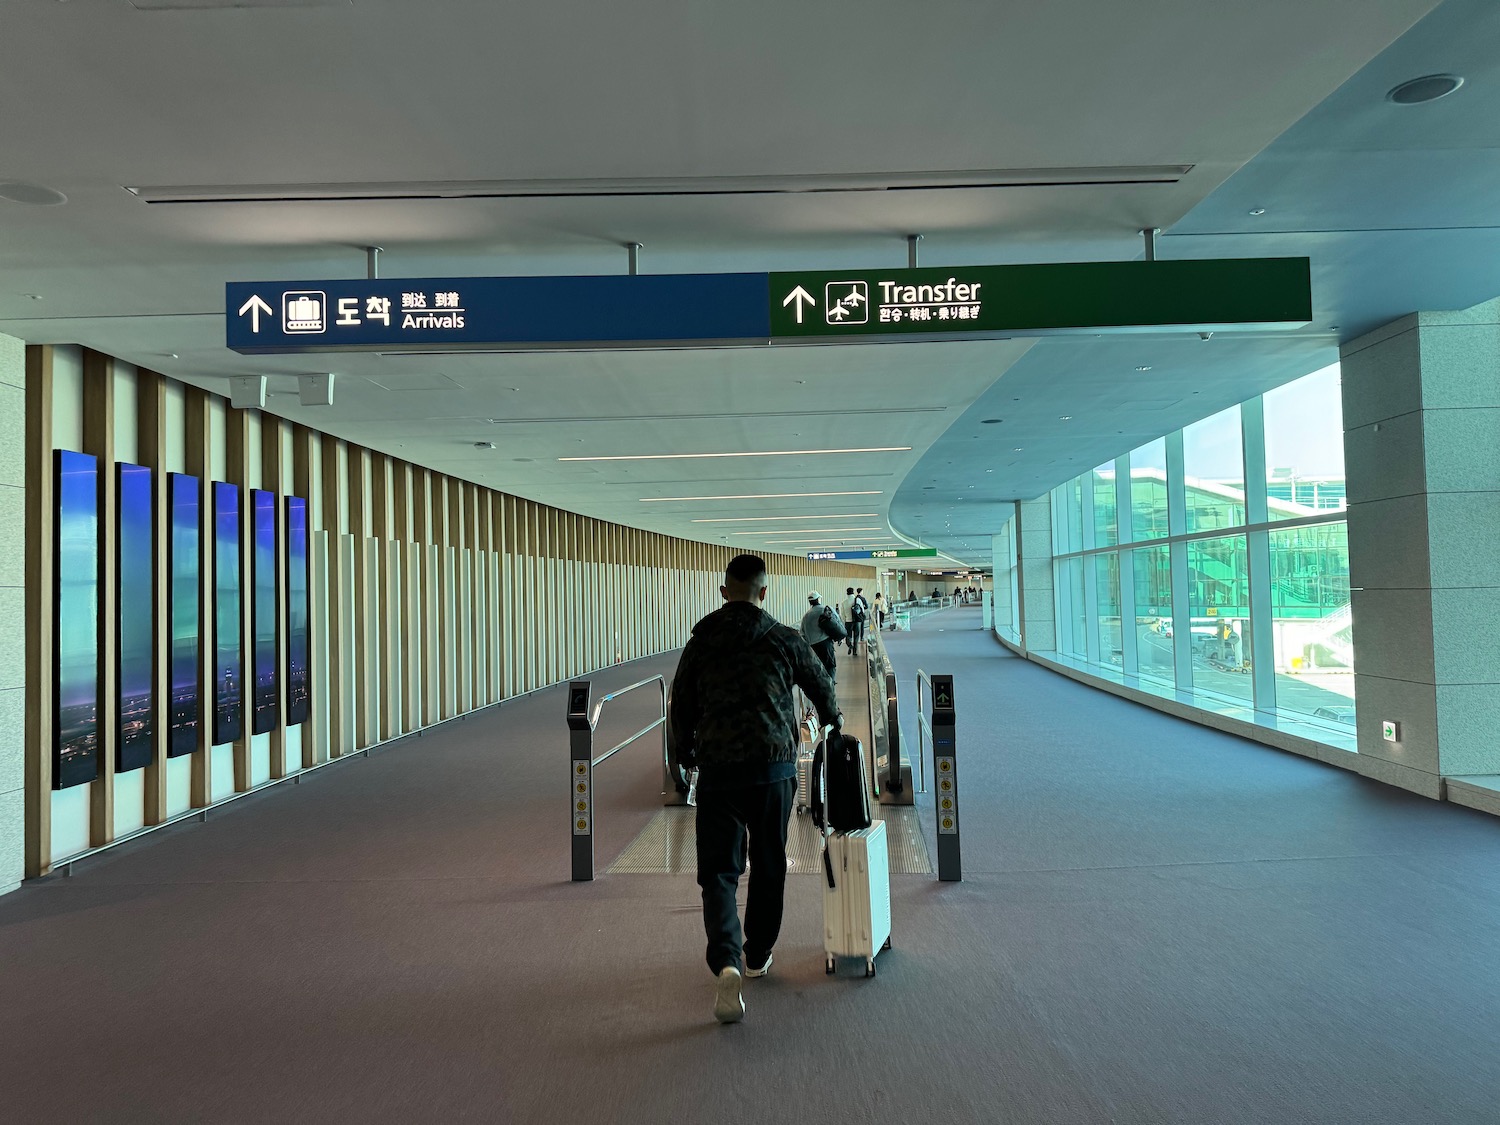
[251,489,280,735]
[54,450,101,790]
[166,474,201,758]
[284,496,309,726]
[213,482,243,745]
[116,463,155,773]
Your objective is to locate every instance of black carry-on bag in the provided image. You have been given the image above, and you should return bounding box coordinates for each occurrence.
[811,731,873,833]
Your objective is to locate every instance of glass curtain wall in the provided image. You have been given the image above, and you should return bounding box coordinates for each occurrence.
[1048,363,1353,743]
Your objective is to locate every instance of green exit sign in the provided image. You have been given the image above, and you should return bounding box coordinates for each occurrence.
[769,258,1311,339]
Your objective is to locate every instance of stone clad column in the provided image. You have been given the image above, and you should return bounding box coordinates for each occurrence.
[1016,495,1056,653]
[1341,297,1500,798]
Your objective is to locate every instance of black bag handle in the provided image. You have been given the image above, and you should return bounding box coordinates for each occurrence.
[810,737,825,830]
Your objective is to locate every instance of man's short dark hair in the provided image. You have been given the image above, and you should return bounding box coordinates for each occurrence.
[725,553,767,591]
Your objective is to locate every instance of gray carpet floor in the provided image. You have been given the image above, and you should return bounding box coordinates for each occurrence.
[3,607,1500,1123]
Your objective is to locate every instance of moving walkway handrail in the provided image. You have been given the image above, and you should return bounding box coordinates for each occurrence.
[913,668,934,794]
[587,674,668,772]
[880,641,903,794]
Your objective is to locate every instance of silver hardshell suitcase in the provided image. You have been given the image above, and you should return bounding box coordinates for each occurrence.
[796,747,816,814]
[822,819,892,977]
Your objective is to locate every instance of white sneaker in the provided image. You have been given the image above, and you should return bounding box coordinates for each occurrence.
[713,966,745,1023]
[744,952,773,978]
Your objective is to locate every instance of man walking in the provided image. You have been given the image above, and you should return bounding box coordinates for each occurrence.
[671,555,841,1024]
[801,591,845,681]
[841,587,859,655]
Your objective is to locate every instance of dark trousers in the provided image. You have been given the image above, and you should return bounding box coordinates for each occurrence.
[812,638,837,681]
[696,777,796,976]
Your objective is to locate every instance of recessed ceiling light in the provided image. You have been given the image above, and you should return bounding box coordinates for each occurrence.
[1248,208,1266,216]
[512,457,534,462]
[1012,447,1024,452]
[980,418,1002,424]
[24,293,43,300]
[0,182,66,206]
[561,446,910,462]
[641,491,882,502]
[745,527,882,534]
[1135,365,1152,371]
[1059,415,1072,421]
[1387,74,1463,104]
[473,441,496,450]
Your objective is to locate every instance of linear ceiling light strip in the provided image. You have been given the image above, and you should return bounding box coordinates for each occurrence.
[690,514,879,523]
[640,491,882,502]
[126,166,1192,204]
[560,446,910,462]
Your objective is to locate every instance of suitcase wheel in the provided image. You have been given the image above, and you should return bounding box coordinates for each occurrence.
[882,937,892,951]
[864,959,876,978]
[825,957,836,975]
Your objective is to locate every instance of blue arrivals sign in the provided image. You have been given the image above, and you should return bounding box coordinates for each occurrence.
[225,274,770,354]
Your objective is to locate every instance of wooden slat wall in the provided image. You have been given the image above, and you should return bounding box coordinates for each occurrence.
[22,342,877,873]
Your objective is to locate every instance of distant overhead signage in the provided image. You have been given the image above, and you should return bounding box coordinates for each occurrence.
[226,258,1310,354]
[807,548,938,561]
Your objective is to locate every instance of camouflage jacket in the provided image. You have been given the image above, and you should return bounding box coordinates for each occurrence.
[670,601,839,776]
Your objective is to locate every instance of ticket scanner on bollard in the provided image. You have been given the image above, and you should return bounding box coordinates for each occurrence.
[930,674,961,882]
[567,681,594,883]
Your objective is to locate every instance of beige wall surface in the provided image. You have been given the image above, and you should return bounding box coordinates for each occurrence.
[17,343,875,882]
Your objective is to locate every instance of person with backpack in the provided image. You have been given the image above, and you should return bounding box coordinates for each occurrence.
[850,587,870,654]
[841,587,860,656]
[801,591,845,681]
[670,555,841,1024]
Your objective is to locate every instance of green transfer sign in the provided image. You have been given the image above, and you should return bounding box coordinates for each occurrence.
[769,258,1311,339]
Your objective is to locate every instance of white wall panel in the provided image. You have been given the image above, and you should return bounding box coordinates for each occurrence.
[50,785,89,862]
[405,542,422,732]
[249,733,271,788]
[113,769,146,837]
[113,364,138,462]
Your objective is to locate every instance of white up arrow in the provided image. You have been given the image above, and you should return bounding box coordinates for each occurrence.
[238,294,273,333]
[782,285,816,324]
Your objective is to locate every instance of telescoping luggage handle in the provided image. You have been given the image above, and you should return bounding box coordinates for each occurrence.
[810,727,838,889]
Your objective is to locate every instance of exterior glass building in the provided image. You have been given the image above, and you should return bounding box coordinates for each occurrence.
[995,363,1354,742]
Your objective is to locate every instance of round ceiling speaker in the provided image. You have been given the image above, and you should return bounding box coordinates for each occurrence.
[1387,74,1463,104]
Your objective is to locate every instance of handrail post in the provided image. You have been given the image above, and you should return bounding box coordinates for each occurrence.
[929,674,962,882]
[566,680,595,882]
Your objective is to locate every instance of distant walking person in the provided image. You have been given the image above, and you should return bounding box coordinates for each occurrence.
[841,587,859,655]
[670,555,841,1024]
[849,587,869,653]
[801,591,845,680]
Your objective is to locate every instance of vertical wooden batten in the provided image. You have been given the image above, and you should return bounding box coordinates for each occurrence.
[135,368,170,824]
[23,346,55,878]
[182,388,214,807]
[80,349,117,846]
[292,424,320,767]
[223,406,252,792]
[260,416,288,779]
